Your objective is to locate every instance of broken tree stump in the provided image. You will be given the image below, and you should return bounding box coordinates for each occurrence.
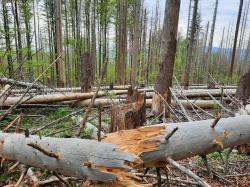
[110,87,146,132]
[81,52,93,93]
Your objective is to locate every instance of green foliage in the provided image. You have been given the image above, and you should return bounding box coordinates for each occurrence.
[106,62,116,83]
[54,107,69,118]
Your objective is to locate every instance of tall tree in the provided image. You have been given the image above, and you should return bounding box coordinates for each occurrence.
[21,0,33,81]
[2,0,13,78]
[182,0,199,89]
[131,0,141,86]
[116,0,127,84]
[13,0,24,79]
[152,0,180,116]
[206,0,218,83]
[229,0,244,81]
[91,0,97,80]
[55,0,65,87]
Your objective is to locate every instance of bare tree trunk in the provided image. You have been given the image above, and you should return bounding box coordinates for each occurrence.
[55,0,65,87]
[81,53,93,92]
[2,0,13,78]
[205,0,218,83]
[152,0,180,116]
[201,21,209,75]
[91,0,97,82]
[22,0,34,82]
[183,0,198,89]
[116,0,127,85]
[229,0,244,81]
[131,0,141,86]
[14,0,24,80]
[186,0,192,39]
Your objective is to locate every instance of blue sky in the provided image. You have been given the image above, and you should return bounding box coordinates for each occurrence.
[144,0,244,47]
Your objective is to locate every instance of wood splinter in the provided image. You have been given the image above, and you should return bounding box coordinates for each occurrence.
[211,113,222,128]
[27,142,59,159]
[165,127,178,141]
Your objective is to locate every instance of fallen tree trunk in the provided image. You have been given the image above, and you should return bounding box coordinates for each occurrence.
[77,98,218,109]
[1,115,250,186]
[9,88,236,100]
[1,90,129,106]
[0,97,219,110]
[0,77,47,90]
[9,85,148,94]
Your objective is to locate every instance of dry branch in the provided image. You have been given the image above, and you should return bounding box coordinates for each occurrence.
[1,115,250,186]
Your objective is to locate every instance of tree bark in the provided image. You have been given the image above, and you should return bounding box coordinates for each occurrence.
[2,0,13,78]
[153,0,180,116]
[116,0,127,85]
[22,0,34,82]
[81,53,93,92]
[1,115,250,185]
[130,0,141,86]
[55,0,65,87]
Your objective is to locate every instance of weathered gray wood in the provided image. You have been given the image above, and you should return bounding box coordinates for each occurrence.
[0,132,135,183]
[140,115,250,163]
[77,98,218,109]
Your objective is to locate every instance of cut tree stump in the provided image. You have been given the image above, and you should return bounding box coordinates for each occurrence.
[81,53,93,93]
[110,87,146,132]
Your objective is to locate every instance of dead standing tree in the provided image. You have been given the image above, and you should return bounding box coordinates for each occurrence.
[152,0,180,116]
[228,0,244,82]
[182,0,198,89]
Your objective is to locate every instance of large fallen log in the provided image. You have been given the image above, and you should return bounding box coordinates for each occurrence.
[77,98,218,109]
[1,115,250,186]
[9,85,146,94]
[0,96,219,110]
[0,90,129,106]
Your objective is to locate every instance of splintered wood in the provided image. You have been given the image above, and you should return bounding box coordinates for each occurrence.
[103,126,166,186]
[104,126,165,156]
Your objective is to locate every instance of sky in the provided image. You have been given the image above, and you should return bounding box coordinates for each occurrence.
[144,0,244,47]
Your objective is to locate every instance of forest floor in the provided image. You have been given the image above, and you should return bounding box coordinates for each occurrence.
[0,104,249,186]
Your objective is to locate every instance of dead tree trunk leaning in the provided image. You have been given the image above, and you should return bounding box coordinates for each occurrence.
[1,115,250,186]
[152,0,180,116]
[81,52,93,92]
[110,87,146,132]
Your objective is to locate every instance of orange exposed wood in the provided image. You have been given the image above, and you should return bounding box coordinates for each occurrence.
[104,126,165,156]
